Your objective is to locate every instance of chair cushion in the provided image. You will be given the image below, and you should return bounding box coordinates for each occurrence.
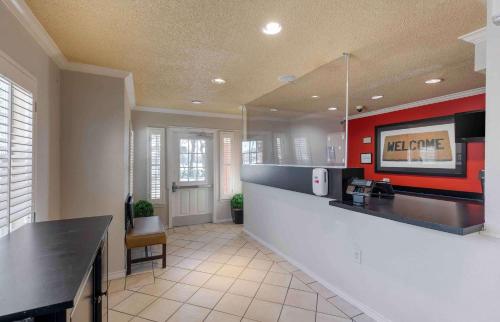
[125,216,166,249]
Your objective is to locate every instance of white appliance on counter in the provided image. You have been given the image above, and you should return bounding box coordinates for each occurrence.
[312,168,328,196]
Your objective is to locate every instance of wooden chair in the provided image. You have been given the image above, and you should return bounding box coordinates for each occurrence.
[124,195,167,275]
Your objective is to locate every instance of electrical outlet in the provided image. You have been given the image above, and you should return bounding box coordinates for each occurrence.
[353,248,362,264]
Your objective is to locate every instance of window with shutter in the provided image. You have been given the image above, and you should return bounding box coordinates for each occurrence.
[148,127,165,203]
[220,132,234,199]
[129,128,134,195]
[294,137,311,164]
[274,133,289,165]
[0,74,34,237]
[275,137,283,163]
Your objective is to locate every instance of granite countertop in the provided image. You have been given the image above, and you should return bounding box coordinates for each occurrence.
[329,193,484,235]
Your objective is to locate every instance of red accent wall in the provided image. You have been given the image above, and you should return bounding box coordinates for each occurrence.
[348,94,485,193]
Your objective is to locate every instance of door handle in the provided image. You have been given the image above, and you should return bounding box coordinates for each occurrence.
[172,183,213,191]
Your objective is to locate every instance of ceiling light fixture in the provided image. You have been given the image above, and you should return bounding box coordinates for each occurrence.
[328,107,337,111]
[425,78,443,84]
[262,22,282,35]
[311,95,320,99]
[269,108,279,112]
[278,74,296,83]
[211,78,226,85]
[371,95,384,100]
[191,100,203,104]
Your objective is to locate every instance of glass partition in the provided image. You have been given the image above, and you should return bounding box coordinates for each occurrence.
[243,56,349,167]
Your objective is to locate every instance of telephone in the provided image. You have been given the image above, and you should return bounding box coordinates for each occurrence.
[371,181,395,199]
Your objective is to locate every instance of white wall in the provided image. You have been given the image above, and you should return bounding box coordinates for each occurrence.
[60,70,128,274]
[485,0,500,234]
[131,110,242,224]
[0,2,61,221]
[244,182,500,322]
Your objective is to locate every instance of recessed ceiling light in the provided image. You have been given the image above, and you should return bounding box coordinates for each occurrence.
[371,95,384,100]
[191,100,203,104]
[425,78,443,84]
[278,74,296,83]
[269,108,279,112]
[211,78,226,85]
[328,107,337,111]
[311,95,320,99]
[262,22,282,35]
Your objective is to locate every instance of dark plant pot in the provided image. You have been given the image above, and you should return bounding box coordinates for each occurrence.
[231,208,243,224]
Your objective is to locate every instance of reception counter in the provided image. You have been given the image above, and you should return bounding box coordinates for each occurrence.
[243,182,498,322]
[329,192,484,235]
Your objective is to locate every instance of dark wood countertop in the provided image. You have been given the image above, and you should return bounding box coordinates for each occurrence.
[0,216,112,321]
[329,193,484,235]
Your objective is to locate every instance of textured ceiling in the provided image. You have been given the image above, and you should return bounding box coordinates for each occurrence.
[26,0,486,115]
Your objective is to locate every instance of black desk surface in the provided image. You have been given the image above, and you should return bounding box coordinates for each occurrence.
[329,193,484,235]
[0,216,112,321]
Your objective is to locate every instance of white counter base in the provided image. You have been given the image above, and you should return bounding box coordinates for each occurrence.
[243,182,500,322]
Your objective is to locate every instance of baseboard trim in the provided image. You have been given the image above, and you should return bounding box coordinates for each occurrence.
[479,229,500,239]
[108,269,126,281]
[243,228,391,322]
[215,218,233,223]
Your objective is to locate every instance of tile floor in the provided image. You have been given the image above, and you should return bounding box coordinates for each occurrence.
[104,223,375,322]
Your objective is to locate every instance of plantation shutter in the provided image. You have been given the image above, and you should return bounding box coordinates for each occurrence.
[0,74,34,237]
[148,127,164,204]
[0,76,10,237]
[129,128,134,195]
[220,132,234,199]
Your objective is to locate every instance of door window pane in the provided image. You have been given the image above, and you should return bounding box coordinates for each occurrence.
[180,153,188,167]
[179,138,208,182]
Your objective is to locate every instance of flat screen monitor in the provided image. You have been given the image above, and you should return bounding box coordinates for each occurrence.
[455,110,485,142]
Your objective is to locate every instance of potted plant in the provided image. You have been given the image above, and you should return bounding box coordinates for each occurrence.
[231,193,244,224]
[134,200,154,217]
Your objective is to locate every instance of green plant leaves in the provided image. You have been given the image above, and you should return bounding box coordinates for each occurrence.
[134,200,154,217]
[231,193,243,209]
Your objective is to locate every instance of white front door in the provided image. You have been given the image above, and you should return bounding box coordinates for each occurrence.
[167,129,214,227]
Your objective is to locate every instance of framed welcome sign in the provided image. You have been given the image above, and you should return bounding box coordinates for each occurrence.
[375,116,466,176]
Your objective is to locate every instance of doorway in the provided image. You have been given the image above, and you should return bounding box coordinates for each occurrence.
[167,128,215,227]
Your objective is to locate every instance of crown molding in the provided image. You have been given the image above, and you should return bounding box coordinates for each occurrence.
[459,27,487,73]
[64,61,130,78]
[348,87,485,120]
[2,0,136,106]
[124,74,136,108]
[458,27,486,45]
[2,0,67,68]
[134,105,242,119]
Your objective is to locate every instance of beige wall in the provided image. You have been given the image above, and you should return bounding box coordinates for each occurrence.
[61,70,128,274]
[0,2,61,221]
[131,110,242,224]
[2,3,131,275]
